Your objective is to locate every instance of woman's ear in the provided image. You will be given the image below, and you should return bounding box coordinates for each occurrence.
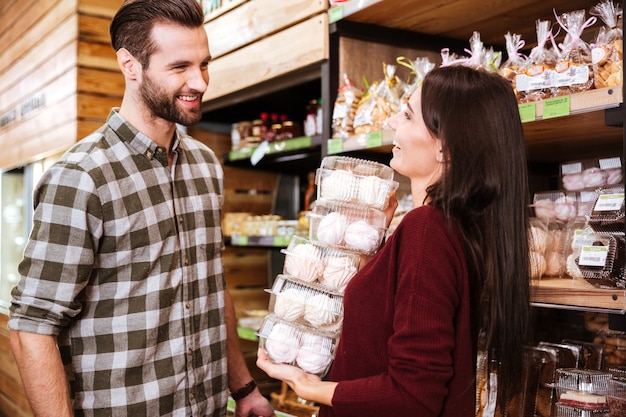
[116,48,140,80]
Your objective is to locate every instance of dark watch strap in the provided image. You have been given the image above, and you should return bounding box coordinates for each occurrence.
[231,380,257,401]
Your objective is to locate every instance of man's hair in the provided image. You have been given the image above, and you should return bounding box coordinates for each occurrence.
[110,0,205,68]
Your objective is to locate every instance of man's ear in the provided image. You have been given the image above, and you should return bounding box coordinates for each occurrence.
[116,48,140,80]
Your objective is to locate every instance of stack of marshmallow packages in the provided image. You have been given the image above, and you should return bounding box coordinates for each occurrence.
[529,156,625,288]
[257,156,399,376]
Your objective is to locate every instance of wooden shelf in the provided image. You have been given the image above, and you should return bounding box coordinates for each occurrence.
[531,278,626,313]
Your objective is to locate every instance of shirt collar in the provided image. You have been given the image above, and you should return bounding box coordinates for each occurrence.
[106,108,181,162]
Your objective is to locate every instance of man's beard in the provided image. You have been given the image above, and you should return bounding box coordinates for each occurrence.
[139,72,203,126]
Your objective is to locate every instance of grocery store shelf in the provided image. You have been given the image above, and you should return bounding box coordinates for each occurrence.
[531,278,626,314]
[227,234,293,248]
[328,0,384,24]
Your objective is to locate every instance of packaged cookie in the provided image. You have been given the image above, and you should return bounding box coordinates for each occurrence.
[499,32,528,100]
[516,20,559,103]
[590,0,623,89]
[396,56,435,109]
[331,73,362,139]
[553,9,596,96]
[353,63,402,135]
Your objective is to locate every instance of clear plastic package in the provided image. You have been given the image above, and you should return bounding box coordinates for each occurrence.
[588,186,625,234]
[529,217,549,280]
[267,274,344,330]
[575,231,625,288]
[608,379,626,417]
[316,156,399,210]
[532,191,578,222]
[257,314,339,377]
[281,235,360,292]
[554,368,612,411]
[308,199,387,255]
[560,157,623,191]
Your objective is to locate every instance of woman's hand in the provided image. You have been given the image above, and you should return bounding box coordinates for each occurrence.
[384,192,399,229]
[256,348,337,406]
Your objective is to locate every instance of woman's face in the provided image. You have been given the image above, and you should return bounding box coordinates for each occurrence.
[387,87,443,185]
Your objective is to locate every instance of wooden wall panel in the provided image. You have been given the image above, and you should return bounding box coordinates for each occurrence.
[0,42,77,113]
[205,0,326,59]
[78,0,122,19]
[338,37,442,92]
[203,13,329,103]
[0,0,77,77]
[77,68,125,97]
[0,15,77,104]
[78,40,120,71]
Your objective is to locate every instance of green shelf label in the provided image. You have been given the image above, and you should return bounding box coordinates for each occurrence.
[542,96,570,119]
[366,131,383,148]
[327,138,343,154]
[237,326,258,341]
[518,102,536,123]
[329,6,345,23]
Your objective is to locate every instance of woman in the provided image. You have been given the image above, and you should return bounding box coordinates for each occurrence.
[257,65,530,417]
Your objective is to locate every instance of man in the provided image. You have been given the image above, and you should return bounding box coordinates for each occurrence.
[9,1,275,416]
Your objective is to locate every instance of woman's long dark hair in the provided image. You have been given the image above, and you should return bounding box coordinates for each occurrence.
[422,65,531,410]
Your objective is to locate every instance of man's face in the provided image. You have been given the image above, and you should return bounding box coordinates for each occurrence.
[139,23,211,126]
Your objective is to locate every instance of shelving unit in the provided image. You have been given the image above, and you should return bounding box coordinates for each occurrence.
[206,0,626,315]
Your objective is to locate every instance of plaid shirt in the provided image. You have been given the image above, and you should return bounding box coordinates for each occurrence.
[10,109,228,417]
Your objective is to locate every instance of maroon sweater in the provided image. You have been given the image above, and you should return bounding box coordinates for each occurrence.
[320,205,477,417]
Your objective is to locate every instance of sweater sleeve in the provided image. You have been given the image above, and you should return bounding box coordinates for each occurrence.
[329,207,470,417]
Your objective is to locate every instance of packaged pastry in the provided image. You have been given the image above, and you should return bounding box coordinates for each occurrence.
[529,217,549,280]
[561,156,623,191]
[308,199,387,255]
[532,191,578,222]
[267,274,344,331]
[574,230,625,288]
[257,314,339,377]
[281,235,360,293]
[588,185,625,234]
[331,73,362,139]
[353,63,402,135]
[561,339,605,370]
[316,156,399,210]
[553,368,611,411]
[552,9,596,96]
[608,379,626,417]
[590,0,624,89]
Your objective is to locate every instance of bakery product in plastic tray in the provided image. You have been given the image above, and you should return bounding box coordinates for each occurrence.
[257,314,339,377]
[555,403,609,416]
[319,155,395,180]
[588,186,625,234]
[553,368,612,411]
[532,191,578,222]
[267,274,344,331]
[308,198,387,255]
[560,156,623,192]
[575,231,626,288]
[608,378,626,417]
[316,156,399,210]
[281,235,360,293]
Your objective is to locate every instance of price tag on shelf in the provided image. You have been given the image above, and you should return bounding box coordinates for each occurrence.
[327,138,343,154]
[578,245,609,267]
[594,193,625,211]
[250,140,270,165]
[329,6,345,23]
[542,96,570,119]
[365,131,383,148]
[518,102,536,123]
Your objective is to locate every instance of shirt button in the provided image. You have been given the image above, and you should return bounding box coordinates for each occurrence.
[188,348,193,355]
[189,392,195,400]
[184,258,189,265]
[185,303,191,309]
